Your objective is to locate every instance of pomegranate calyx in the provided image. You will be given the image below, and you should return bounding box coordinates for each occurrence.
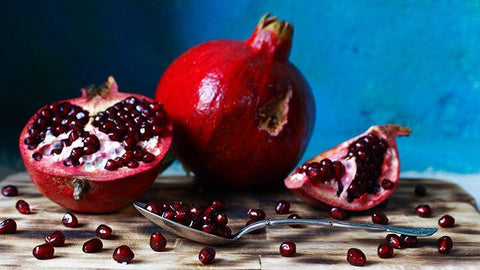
[72,178,89,201]
[82,76,118,100]
[247,13,293,62]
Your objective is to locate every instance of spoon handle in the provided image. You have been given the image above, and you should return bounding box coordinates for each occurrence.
[236,219,437,238]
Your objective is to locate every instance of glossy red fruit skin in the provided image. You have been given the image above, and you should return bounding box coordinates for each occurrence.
[113,245,134,264]
[285,125,410,211]
[150,232,167,252]
[45,231,65,247]
[33,243,55,260]
[0,219,17,234]
[19,77,172,213]
[155,14,315,190]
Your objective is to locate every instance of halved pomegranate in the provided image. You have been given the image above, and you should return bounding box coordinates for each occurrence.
[285,124,410,211]
[19,77,172,213]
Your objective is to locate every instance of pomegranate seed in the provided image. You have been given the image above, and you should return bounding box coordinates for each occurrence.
[330,207,346,220]
[198,247,216,265]
[15,199,31,214]
[377,242,394,258]
[248,208,266,221]
[33,243,55,260]
[62,212,79,227]
[96,224,113,239]
[202,223,216,234]
[279,241,296,257]
[414,184,426,196]
[0,219,17,234]
[150,232,167,251]
[214,212,228,227]
[371,212,389,225]
[386,234,405,249]
[437,236,453,254]
[145,202,162,215]
[208,199,226,211]
[216,226,232,238]
[288,213,304,228]
[45,231,65,247]
[438,214,455,228]
[113,245,135,264]
[2,185,18,196]
[415,204,432,218]
[275,200,291,214]
[347,248,366,266]
[83,238,103,253]
[401,234,418,248]
[381,178,394,190]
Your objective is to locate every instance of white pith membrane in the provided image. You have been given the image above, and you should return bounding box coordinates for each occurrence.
[34,126,160,172]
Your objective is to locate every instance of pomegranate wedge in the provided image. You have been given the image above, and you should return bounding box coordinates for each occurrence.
[285,124,410,211]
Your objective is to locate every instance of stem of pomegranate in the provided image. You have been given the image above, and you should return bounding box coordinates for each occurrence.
[73,178,89,200]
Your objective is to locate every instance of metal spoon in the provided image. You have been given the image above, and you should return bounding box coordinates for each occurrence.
[134,202,437,246]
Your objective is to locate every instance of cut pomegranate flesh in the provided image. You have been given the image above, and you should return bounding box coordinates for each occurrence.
[19,77,172,213]
[45,231,65,247]
[33,243,55,260]
[0,219,17,234]
[285,125,410,211]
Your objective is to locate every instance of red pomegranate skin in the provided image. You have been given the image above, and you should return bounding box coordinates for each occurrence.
[155,14,315,189]
[19,77,172,213]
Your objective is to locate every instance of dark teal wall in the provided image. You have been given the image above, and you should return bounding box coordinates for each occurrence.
[1,1,479,174]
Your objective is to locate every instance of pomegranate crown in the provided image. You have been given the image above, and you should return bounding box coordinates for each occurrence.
[247,13,293,62]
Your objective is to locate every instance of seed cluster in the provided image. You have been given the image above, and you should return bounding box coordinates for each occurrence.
[24,102,90,154]
[24,96,167,171]
[145,200,232,238]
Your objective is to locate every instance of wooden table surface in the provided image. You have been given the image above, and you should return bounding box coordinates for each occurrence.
[0,172,479,269]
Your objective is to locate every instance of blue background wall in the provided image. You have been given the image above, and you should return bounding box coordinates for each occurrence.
[1,1,479,176]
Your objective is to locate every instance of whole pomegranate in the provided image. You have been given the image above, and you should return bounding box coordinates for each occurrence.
[19,77,172,213]
[285,124,410,211]
[155,13,315,189]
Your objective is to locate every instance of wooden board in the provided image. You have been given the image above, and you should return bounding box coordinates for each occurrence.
[0,172,479,269]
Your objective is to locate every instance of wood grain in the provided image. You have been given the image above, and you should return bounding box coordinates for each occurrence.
[0,172,479,269]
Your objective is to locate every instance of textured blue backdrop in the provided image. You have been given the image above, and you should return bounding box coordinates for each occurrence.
[1,1,479,174]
